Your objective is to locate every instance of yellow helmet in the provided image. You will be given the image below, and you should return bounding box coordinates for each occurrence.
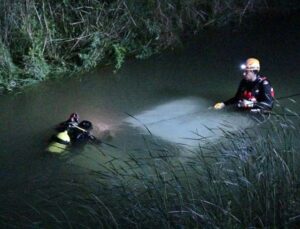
[241,58,260,71]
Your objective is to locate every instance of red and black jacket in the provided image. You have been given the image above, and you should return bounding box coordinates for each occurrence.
[224,76,275,110]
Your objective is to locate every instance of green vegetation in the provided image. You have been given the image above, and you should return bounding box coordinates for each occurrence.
[1,113,300,228]
[0,0,282,92]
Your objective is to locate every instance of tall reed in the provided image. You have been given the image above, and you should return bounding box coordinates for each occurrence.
[1,112,299,228]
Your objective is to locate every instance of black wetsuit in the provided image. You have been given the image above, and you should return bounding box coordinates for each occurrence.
[224,75,274,111]
[56,120,94,144]
[68,120,95,144]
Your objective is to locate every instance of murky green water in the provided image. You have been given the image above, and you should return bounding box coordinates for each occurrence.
[0,12,299,199]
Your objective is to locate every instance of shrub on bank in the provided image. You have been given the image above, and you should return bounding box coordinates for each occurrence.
[0,0,275,91]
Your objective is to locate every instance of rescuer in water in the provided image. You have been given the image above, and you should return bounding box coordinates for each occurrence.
[46,113,99,154]
[214,58,274,112]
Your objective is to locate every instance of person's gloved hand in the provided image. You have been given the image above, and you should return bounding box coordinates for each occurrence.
[238,99,254,108]
[214,102,225,110]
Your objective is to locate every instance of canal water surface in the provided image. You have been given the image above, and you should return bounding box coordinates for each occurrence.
[0,12,299,208]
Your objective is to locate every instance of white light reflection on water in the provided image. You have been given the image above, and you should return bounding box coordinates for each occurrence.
[125,97,254,148]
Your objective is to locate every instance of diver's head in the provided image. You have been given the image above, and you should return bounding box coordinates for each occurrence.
[69,113,79,122]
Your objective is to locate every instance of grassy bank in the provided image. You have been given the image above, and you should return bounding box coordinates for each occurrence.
[0,0,282,92]
[1,113,300,228]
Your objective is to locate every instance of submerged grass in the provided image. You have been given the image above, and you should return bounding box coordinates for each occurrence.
[1,112,300,228]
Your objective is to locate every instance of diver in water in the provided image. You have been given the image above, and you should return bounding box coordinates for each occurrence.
[213,58,275,113]
[47,113,101,154]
